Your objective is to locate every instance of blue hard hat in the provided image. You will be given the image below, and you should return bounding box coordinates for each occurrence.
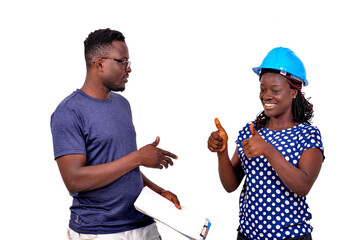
[252,47,308,86]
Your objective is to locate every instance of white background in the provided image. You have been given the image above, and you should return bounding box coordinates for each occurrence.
[1,0,359,239]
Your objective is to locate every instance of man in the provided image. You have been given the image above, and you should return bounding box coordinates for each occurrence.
[51,28,180,240]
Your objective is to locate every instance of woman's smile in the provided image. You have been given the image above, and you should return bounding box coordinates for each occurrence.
[263,102,277,110]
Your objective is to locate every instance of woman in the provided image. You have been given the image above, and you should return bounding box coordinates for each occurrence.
[208,47,324,240]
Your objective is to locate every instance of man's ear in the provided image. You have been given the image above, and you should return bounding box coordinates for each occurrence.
[93,59,105,72]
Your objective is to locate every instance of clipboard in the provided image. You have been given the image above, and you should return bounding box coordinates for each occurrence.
[134,187,211,240]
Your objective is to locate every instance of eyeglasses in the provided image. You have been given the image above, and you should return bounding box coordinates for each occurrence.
[93,58,131,70]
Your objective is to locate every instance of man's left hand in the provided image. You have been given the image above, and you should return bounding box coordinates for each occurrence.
[160,190,181,210]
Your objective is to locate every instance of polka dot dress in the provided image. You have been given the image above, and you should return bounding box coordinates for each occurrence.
[236,122,324,240]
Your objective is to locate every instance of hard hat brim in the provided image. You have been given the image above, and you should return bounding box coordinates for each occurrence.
[252,67,261,76]
[252,66,309,86]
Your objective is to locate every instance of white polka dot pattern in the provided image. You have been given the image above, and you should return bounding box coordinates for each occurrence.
[236,122,324,240]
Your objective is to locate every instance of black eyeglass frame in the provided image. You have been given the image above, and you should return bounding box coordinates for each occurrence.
[92,57,131,70]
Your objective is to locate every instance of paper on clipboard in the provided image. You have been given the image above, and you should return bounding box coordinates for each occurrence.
[134,187,211,240]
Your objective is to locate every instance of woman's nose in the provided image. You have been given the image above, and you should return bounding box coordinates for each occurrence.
[263,91,273,100]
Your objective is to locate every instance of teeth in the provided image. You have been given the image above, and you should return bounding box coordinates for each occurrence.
[265,103,275,107]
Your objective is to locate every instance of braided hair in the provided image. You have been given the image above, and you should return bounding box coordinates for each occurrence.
[255,69,314,130]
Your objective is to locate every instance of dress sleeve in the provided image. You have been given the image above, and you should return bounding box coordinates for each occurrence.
[300,125,325,160]
[236,122,253,146]
[50,106,86,160]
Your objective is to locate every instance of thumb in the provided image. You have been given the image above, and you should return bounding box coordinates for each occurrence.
[250,123,258,136]
[215,118,228,152]
[151,136,160,146]
[215,118,225,132]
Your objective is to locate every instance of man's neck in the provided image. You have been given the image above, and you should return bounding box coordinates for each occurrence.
[81,76,111,100]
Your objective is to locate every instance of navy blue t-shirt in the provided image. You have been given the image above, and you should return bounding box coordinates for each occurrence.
[51,89,153,234]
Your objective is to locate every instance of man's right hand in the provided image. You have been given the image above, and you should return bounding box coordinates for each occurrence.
[137,136,178,169]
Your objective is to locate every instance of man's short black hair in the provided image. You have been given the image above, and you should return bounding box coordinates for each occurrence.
[84,28,125,66]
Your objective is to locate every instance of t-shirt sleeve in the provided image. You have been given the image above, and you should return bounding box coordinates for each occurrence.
[300,126,325,160]
[50,106,86,160]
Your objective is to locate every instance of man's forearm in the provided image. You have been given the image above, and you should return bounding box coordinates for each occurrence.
[141,172,165,194]
[57,151,142,194]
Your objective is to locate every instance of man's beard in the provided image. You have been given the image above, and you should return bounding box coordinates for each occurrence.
[104,79,125,92]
